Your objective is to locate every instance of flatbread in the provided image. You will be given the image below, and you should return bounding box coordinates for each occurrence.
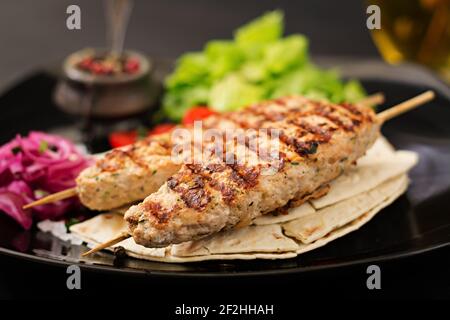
[252,202,315,225]
[171,224,299,257]
[283,175,408,244]
[70,213,126,242]
[70,213,166,257]
[67,137,416,263]
[70,174,409,262]
[71,219,297,262]
[310,150,417,209]
[126,251,298,262]
[295,175,408,255]
[361,135,395,160]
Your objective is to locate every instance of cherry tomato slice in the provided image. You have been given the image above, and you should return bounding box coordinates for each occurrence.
[182,106,217,126]
[148,123,176,136]
[109,124,175,148]
[108,131,137,148]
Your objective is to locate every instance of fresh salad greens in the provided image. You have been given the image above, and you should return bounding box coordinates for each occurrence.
[163,10,366,121]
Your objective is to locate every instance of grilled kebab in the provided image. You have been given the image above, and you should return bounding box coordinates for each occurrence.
[124,96,380,247]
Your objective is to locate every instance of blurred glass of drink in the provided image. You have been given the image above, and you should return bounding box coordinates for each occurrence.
[369,0,450,83]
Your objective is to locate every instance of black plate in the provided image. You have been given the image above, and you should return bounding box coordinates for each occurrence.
[0,58,449,277]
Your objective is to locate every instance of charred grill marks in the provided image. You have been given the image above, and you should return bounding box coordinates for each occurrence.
[172,161,261,208]
[276,118,332,158]
[227,163,260,189]
[305,101,359,132]
[167,171,211,211]
[181,188,210,210]
[168,164,239,208]
[293,120,332,143]
[97,134,173,173]
[279,133,320,157]
[142,201,171,225]
[219,98,367,162]
[192,163,238,204]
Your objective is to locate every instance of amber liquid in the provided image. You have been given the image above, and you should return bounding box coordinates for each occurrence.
[369,0,450,83]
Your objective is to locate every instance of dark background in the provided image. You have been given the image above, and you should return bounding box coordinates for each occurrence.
[0,0,379,90]
[0,0,448,301]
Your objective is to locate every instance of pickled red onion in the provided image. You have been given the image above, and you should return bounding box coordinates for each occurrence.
[0,132,92,229]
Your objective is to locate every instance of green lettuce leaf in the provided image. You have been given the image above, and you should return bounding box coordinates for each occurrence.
[205,40,243,80]
[262,35,309,75]
[234,10,283,47]
[162,10,367,121]
[165,53,210,89]
[209,74,264,112]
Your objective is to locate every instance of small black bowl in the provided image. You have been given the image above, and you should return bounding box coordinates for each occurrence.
[53,48,159,118]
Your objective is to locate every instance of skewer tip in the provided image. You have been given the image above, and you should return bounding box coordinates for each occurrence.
[359,92,385,107]
[22,187,77,210]
[377,90,435,123]
[81,232,130,257]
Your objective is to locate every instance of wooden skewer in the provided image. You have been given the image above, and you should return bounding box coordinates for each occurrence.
[81,90,435,257]
[377,90,434,123]
[22,94,386,211]
[23,91,435,257]
[23,187,77,210]
[20,93,388,211]
[81,232,130,257]
[358,92,385,107]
